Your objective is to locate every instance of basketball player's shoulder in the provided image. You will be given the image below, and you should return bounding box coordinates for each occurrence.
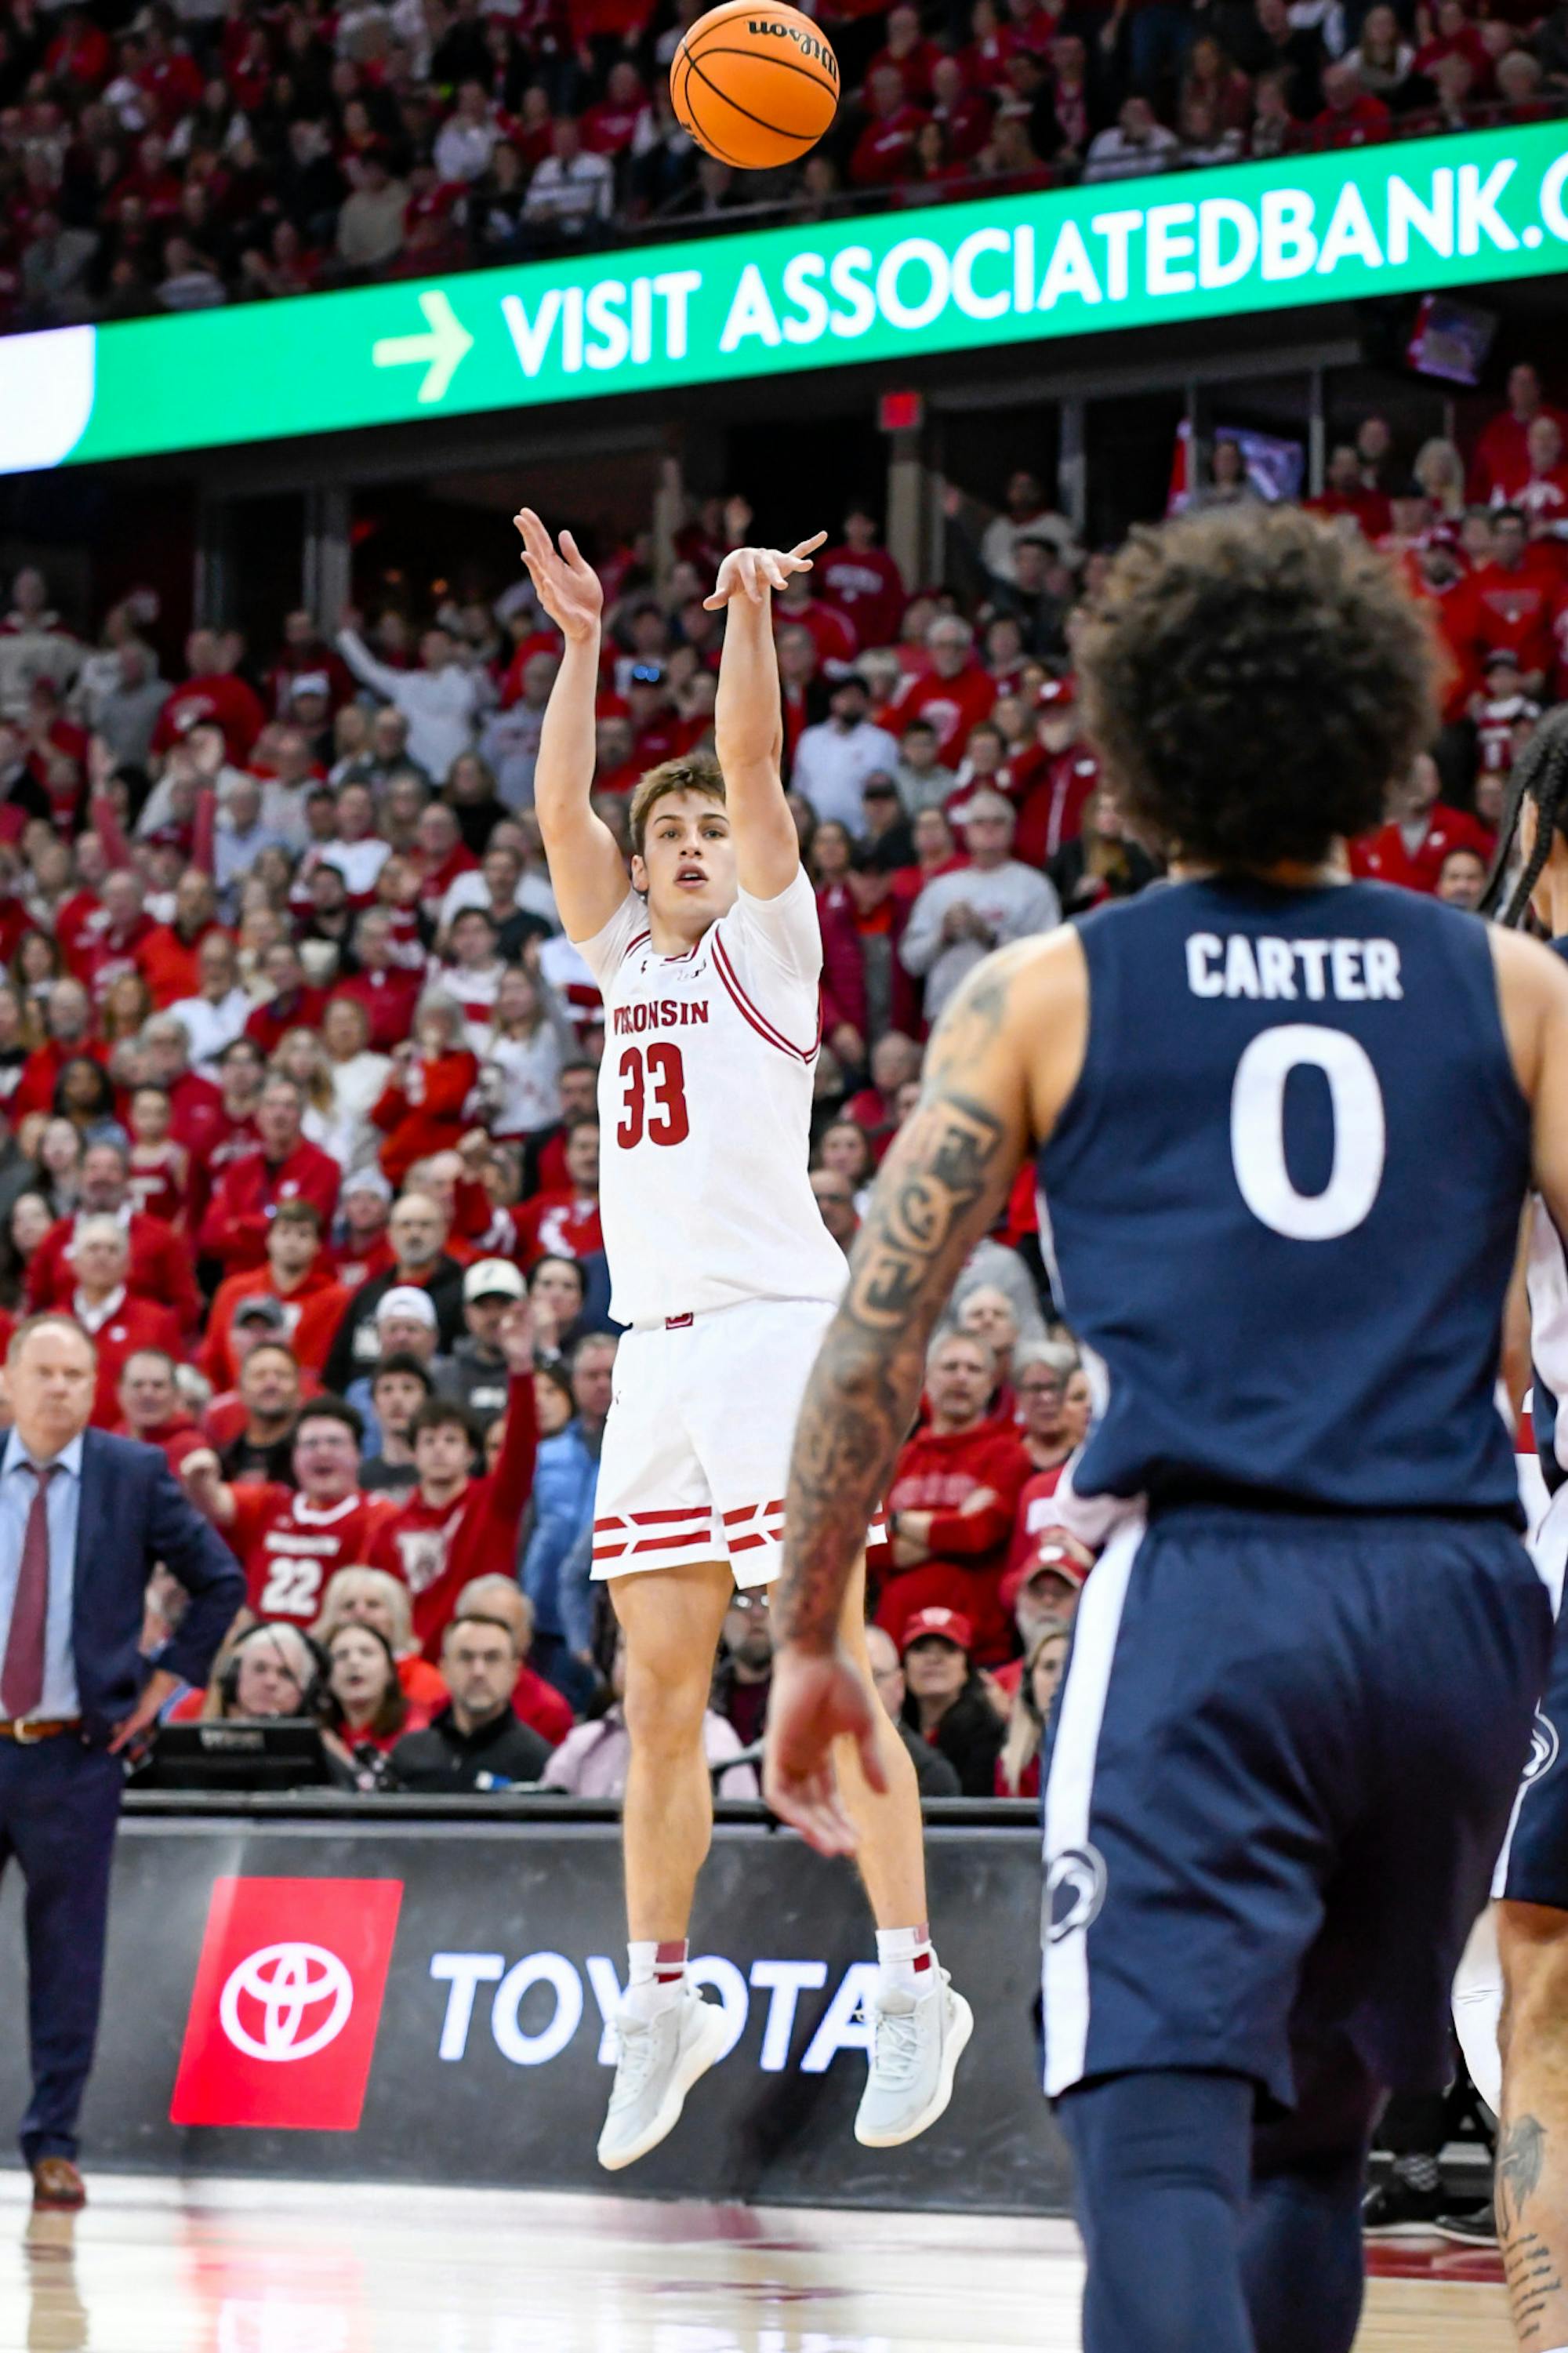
[1488,920,1568,1101]
[570,887,644,990]
[927,928,1087,1138]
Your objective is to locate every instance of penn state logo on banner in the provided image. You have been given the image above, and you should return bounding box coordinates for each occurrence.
[1043,1845,1109,1945]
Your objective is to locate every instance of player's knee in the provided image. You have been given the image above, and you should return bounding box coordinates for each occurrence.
[1500,1904,1568,2073]
[622,1649,710,1759]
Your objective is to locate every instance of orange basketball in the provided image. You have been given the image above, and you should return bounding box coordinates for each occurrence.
[671,0,840,171]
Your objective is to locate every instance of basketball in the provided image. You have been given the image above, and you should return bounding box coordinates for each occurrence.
[670,0,840,172]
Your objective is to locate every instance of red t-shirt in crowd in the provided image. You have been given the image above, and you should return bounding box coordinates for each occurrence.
[79,1293,186,1427]
[227,1484,404,1625]
[1348,804,1495,892]
[891,664,998,762]
[510,1189,604,1267]
[201,1262,352,1392]
[150,672,267,763]
[197,1140,344,1273]
[815,543,907,653]
[368,1371,538,1656]
[876,1417,1032,1664]
[27,1207,201,1334]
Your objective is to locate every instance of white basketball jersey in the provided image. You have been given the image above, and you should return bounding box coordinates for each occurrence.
[577,870,850,1329]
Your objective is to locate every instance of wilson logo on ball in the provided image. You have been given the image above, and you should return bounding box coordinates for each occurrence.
[673,0,840,172]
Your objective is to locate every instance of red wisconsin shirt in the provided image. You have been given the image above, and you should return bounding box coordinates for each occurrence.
[877,1419,1032,1663]
[197,1140,344,1273]
[150,673,266,763]
[1456,556,1563,677]
[893,665,998,761]
[1348,803,1495,891]
[816,545,906,653]
[27,1209,200,1334]
[227,1485,404,1625]
[81,1295,185,1427]
[368,1371,538,1656]
[510,1190,603,1267]
[333,969,422,1052]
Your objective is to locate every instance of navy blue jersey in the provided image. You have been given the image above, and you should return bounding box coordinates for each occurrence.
[1528,937,1568,1498]
[1038,877,1531,1516]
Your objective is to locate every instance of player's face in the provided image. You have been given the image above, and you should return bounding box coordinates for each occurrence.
[633,793,737,935]
[293,1418,360,1498]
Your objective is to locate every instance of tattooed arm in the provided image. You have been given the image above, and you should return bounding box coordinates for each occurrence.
[765,924,1088,1848]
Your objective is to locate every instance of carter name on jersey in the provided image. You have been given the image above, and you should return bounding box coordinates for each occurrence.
[1186,934,1404,1004]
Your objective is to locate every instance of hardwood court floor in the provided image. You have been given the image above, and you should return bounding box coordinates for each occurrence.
[0,2175,1515,2351]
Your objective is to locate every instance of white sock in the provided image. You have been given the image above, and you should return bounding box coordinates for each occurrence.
[877,1923,937,1999]
[622,1938,688,2020]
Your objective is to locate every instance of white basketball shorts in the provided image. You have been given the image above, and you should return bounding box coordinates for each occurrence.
[590,1296,883,1588]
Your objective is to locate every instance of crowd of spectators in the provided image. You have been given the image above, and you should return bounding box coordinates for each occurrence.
[0,355,1556,1793]
[2,0,1566,332]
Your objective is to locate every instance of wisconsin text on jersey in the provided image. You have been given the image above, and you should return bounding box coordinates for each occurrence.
[612,1000,713,1033]
[1185,933,1404,1002]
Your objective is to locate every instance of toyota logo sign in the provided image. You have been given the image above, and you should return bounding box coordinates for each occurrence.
[172,1879,403,2130]
[220,1942,355,2063]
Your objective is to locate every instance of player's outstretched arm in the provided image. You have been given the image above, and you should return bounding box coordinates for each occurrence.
[706,532,826,900]
[514,507,629,942]
[766,929,1087,1850]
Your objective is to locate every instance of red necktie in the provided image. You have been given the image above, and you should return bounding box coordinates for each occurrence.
[2,1464,57,1721]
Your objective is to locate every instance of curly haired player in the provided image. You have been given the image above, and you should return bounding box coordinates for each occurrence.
[768,506,1568,2353]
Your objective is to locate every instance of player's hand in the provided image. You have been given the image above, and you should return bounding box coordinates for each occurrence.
[704,533,827,611]
[495,1299,536,1374]
[764,1640,887,1856]
[514,508,603,644]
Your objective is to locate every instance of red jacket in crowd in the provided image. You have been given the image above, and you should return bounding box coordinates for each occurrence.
[1348,803,1495,892]
[199,1262,353,1392]
[80,1295,186,1428]
[197,1139,343,1273]
[27,1208,201,1334]
[877,1416,1032,1664]
[369,1369,539,1658]
[372,1051,481,1186]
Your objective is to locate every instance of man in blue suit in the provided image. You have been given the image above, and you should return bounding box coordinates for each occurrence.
[0,1312,244,2209]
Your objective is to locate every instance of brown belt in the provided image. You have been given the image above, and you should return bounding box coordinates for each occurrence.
[0,1719,82,1744]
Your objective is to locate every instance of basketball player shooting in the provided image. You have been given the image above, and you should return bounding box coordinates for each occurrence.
[767,506,1568,2353]
[514,506,971,2173]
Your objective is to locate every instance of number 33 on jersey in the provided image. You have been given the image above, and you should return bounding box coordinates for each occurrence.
[578,870,850,1331]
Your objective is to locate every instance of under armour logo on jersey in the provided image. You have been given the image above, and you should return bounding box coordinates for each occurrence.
[1526,1710,1560,1785]
[1043,1844,1109,1944]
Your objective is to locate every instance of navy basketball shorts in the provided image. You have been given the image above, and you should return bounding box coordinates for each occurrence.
[1041,1504,1552,2110]
[1503,1487,1568,1909]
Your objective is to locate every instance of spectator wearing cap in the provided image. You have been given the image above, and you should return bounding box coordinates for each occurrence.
[1012,678,1098,867]
[791,675,903,836]
[879,1328,1032,1664]
[212,1337,305,1485]
[993,1523,1094,1705]
[196,1076,343,1276]
[899,789,1061,1024]
[343,1285,448,1430]
[201,1200,350,1394]
[864,1625,963,1796]
[331,1167,397,1292]
[437,1259,528,1431]
[898,1608,1004,1796]
[324,1189,469,1390]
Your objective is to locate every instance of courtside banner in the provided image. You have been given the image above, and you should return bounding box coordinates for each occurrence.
[0,1810,1067,2212]
[2,121,1567,474]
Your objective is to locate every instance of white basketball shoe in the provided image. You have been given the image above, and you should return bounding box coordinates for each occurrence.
[597,1984,730,2172]
[855,1968,974,2148]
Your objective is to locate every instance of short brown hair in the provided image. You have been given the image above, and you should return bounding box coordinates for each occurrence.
[1076,506,1438,870]
[272,1199,322,1236]
[628,754,726,859]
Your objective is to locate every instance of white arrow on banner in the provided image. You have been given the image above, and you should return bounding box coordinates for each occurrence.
[372,289,474,404]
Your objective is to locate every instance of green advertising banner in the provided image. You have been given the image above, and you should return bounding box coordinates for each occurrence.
[2,120,1566,475]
